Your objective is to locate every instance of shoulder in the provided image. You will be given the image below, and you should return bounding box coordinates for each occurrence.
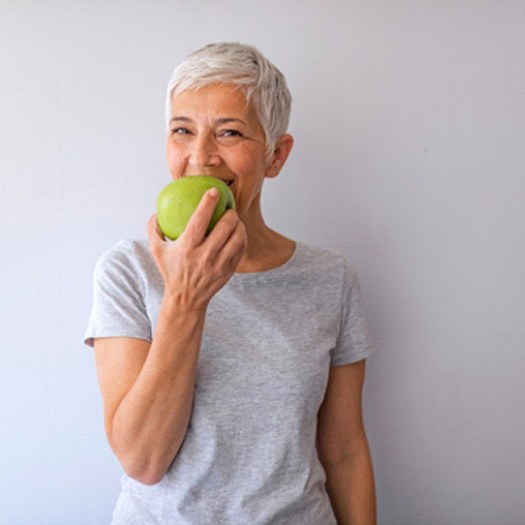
[96,238,149,263]
[294,241,359,285]
[94,239,158,283]
[96,238,151,267]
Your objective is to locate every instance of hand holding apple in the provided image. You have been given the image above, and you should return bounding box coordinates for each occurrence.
[149,176,245,311]
[156,176,236,240]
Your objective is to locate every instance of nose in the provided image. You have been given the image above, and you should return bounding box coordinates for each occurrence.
[189,133,221,168]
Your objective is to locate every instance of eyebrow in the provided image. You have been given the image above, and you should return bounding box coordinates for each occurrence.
[169,116,247,126]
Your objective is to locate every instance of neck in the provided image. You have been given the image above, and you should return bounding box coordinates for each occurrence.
[236,201,295,274]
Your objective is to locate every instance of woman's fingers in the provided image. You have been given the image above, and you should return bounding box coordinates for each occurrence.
[228,221,248,268]
[181,190,245,271]
[181,188,220,245]
[213,215,247,269]
[205,209,241,253]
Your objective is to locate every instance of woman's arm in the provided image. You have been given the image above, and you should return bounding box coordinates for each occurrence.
[94,305,205,485]
[94,189,246,485]
[317,360,376,525]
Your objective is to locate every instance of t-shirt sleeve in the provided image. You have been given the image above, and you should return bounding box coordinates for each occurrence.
[84,240,152,347]
[331,259,374,366]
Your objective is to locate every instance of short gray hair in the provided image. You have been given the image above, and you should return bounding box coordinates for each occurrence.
[165,42,292,154]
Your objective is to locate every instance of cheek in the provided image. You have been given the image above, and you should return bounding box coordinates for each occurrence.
[166,143,184,171]
[229,149,268,176]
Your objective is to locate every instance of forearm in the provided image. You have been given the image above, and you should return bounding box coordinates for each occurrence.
[110,297,206,484]
[324,451,376,525]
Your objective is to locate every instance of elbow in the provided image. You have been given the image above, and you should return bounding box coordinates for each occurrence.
[109,438,169,486]
[319,446,373,472]
[106,427,178,486]
[128,470,165,486]
[121,456,168,486]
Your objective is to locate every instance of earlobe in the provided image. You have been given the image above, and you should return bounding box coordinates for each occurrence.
[267,134,294,179]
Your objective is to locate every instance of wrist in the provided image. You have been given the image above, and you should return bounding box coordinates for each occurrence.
[153,294,208,360]
[160,292,209,320]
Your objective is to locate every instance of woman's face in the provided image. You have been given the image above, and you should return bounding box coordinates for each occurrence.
[166,83,273,221]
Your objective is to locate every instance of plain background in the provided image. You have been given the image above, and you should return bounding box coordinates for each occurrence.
[1,1,524,524]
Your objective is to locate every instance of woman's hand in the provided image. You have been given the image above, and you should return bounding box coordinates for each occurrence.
[147,187,247,312]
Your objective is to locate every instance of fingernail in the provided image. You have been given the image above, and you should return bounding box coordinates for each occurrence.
[208,187,219,198]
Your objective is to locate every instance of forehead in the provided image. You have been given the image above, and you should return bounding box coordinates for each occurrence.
[170,83,258,122]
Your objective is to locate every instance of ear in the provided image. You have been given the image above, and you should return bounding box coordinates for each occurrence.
[265,134,294,179]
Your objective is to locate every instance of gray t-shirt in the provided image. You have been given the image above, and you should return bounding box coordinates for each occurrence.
[85,239,373,525]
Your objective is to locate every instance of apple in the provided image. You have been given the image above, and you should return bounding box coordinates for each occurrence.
[156,176,236,240]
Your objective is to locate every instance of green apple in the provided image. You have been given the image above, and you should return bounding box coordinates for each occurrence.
[156,176,236,240]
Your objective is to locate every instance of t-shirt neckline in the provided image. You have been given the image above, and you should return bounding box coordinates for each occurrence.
[232,240,303,281]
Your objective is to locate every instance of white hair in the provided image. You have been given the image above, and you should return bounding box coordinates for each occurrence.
[165,42,292,155]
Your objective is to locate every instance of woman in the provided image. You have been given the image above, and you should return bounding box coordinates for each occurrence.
[85,42,376,525]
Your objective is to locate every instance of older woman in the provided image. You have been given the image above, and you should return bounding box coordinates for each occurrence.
[85,42,376,525]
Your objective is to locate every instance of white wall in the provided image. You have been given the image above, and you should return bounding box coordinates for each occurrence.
[1,1,524,523]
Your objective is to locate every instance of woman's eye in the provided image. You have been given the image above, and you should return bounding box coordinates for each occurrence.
[171,127,191,136]
[222,129,242,137]
[217,129,244,143]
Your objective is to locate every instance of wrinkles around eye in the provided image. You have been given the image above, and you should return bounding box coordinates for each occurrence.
[169,128,245,146]
[171,127,192,135]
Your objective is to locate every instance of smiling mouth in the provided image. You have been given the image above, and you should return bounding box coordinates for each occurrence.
[216,177,234,187]
[184,174,234,187]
